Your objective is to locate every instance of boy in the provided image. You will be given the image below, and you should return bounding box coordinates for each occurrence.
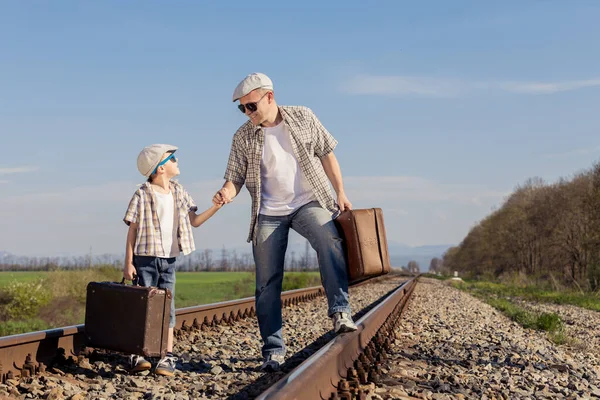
[123,143,223,376]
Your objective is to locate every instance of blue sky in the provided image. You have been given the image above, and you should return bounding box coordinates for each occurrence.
[1,1,599,257]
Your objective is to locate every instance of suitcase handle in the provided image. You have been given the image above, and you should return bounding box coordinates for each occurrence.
[120,274,140,286]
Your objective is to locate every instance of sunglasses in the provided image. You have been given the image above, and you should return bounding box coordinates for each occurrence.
[237,91,269,114]
[152,153,177,175]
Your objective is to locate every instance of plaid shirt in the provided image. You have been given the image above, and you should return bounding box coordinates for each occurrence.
[224,105,339,243]
[123,181,198,257]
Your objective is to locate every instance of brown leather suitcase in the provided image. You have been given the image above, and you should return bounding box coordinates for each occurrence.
[335,208,392,284]
[84,281,171,357]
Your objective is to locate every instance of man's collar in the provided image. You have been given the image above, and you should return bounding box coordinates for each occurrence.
[252,106,287,133]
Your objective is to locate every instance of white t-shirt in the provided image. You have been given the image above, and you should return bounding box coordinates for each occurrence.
[154,190,180,258]
[259,120,317,215]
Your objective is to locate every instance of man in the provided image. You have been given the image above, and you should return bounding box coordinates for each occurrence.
[213,72,357,372]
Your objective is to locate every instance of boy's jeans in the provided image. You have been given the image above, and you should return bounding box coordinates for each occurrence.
[133,255,177,328]
[252,201,352,357]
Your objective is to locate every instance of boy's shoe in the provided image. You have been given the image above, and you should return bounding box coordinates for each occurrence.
[260,353,285,372]
[332,312,358,334]
[155,355,178,376]
[129,355,151,373]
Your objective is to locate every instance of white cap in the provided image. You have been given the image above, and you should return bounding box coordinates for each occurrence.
[136,144,178,177]
[232,72,273,102]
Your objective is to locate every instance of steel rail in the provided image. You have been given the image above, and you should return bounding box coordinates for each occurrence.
[256,276,418,400]
[0,273,393,381]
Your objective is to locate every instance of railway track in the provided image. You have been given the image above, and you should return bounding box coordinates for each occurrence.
[0,273,417,399]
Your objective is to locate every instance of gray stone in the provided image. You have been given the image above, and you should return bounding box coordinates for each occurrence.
[210,365,223,375]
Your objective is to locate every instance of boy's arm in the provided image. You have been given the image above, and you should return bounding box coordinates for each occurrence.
[189,203,222,228]
[123,222,138,280]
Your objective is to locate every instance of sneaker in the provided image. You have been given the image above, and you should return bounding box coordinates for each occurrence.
[129,355,151,373]
[260,353,285,372]
[155,355,178,376]
[332,312,358,334]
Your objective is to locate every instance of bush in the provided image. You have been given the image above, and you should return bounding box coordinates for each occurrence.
[44,267,122,304]
[3,279,52,320]
[0,318,49,337]
[587,262,600,292]
[535,312,564,333]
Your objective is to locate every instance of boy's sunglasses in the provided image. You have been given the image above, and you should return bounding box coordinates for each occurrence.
[237,91,269,114]
[152,153,177,175]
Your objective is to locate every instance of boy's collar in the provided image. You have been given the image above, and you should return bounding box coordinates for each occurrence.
[138,179,179,188]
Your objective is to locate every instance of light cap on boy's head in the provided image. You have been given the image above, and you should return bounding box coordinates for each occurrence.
[232,72,273,102]
[137,144,178,177]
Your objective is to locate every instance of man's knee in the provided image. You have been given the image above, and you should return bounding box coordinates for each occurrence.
[313,221,343,248]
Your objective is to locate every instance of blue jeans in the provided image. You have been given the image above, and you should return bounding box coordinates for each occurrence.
[253,201,351,357]
[133,256,177,328]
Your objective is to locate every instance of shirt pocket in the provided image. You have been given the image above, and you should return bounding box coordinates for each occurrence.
[304,141,313,153]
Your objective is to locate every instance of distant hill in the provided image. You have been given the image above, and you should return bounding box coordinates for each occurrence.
[386,242,452,270]
[280,239,452,271]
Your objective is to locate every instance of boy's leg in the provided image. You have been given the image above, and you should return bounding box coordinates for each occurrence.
[167,328,173,353]
[155,257,178,376]
[133,255,162,287]
[155,257,177,335]
[129,255,162,372]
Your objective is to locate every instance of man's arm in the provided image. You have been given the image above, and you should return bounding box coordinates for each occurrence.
[320,151,352,212]
[216,132,247,205]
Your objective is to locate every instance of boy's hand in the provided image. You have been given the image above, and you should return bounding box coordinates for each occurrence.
[213,187,232,206]
[212,197,224,208]
[123,262,136,280]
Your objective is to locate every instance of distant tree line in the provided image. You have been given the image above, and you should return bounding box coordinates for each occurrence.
[0,240,320,272]
[443,161,600,292]
[428,257,443,274]
[398,260,421,275]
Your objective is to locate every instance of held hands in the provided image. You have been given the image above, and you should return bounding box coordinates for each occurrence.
[212,187,232,207]
[337,192,352,212]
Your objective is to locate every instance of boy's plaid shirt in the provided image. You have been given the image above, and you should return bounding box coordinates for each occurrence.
[224,105,339,244]
[123,181,198,257]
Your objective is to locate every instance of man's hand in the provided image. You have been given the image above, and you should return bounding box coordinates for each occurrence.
[213,187,232,206]
[337,192,352,212]
[123,262,136,280]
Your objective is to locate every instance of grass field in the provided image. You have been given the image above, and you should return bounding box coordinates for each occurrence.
[174,271,321,307]
[0,271,51,287]
[175,271,255,307]
[0,270,322,307]
[0,269,322,336]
